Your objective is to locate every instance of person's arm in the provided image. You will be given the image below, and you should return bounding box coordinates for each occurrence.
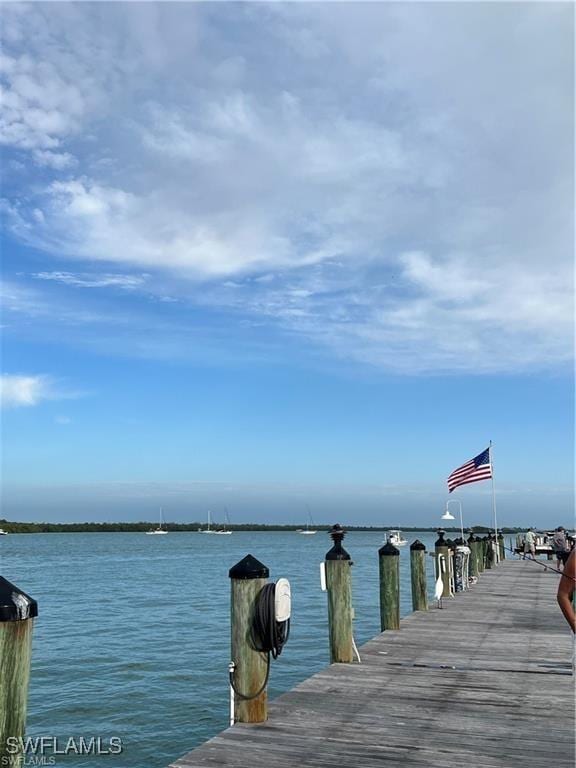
[557,548,576,632]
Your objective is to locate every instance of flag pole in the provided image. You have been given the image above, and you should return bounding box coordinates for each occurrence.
[490,440,499,562]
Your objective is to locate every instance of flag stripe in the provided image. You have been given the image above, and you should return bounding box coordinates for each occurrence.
[448,475,492,492]
[447,448,492,493]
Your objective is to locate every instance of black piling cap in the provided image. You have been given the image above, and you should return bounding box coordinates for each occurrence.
[435,529,447,547]
[379,540,400,557]
[0,576,38,622]
[229,554,269,580]
[467,532,476,543]
[454,537,465,546]
[325,524,351,561]
[410,539,426,551]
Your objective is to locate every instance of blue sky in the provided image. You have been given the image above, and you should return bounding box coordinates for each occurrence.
[1,3,573,527]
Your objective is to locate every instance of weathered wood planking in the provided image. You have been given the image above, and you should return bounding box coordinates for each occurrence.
[171,560,574,768]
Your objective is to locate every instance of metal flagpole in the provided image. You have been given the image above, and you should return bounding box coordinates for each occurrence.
[490,440,499,563]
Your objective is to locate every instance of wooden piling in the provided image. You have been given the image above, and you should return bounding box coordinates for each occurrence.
[325,524,353,663]
[477,536,486,573]
[498,533,505,560]
[0,577,38,767]
[434,530,452,598]
[467,533,478,577]
[485,536,494,569]
[379,540,400,630]
[229,554,269,723]
[409,540,428,612]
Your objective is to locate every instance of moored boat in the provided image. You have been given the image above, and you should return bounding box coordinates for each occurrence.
[386,529,407,547]
[146,508,168,535]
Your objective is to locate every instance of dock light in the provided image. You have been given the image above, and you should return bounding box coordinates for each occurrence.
[442,500,464,541]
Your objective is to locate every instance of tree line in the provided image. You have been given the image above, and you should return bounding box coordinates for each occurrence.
[0,519,525,534]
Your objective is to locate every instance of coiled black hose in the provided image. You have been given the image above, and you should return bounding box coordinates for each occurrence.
[251,582,290,659]
[230,581,290,701]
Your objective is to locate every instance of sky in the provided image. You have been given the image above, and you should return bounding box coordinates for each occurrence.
[0,2,573,528]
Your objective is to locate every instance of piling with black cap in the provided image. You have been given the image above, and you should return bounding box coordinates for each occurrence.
[379,539,400,630]
[497,531,505,561]
[0,577,38,765]
[467,532,478,578]
[410,540,428,611]
[325,525,353,663]
[484,535,494,569]
[435,530,452,598]
[446,538,457,593]
[229,554,269,723]
[477,536,486,573]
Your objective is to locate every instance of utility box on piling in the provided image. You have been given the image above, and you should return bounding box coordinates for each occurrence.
[410,540,428,611]
[229,555,269,723]
[325,525,354,663]
[0,576,38,766]
[379,540,400,629]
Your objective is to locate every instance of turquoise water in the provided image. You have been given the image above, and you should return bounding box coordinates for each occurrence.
[1,531,439,767]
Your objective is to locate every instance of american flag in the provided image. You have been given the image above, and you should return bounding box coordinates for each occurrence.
[447,447,492,493]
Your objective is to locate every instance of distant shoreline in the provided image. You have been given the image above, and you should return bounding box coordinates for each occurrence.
[0,520,523,534]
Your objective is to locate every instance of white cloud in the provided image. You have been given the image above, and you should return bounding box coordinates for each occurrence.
[33,150,76,170]
[0,3,572,374]
[0,53,86,151]
[32,271,148,290]
[0,373,86,409]
[0,374,54,407]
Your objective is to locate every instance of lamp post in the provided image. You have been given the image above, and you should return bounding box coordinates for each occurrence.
[441,499,464,542]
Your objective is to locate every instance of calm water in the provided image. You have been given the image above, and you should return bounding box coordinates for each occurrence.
[1,531,439,767]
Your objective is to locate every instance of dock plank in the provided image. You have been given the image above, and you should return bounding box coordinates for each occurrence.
[170,560,575,768]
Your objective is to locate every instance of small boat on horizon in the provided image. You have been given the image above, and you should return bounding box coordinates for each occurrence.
[387,529,407,547]
[200,510,232,535]
[146,508,168,535]
[297,507,317,535]
[214,508,232,535]
[0,529,8,536]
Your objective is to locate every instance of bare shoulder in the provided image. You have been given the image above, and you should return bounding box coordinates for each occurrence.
[565,549,576,577]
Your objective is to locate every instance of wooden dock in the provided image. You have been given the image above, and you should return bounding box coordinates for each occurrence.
[171,560,574,768]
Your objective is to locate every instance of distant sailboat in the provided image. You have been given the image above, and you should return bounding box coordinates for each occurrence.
[200,509,232,535]
[200,510,216,534]
[146,508,168,535]
[297,506,317,535]
[213,507,232,535]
